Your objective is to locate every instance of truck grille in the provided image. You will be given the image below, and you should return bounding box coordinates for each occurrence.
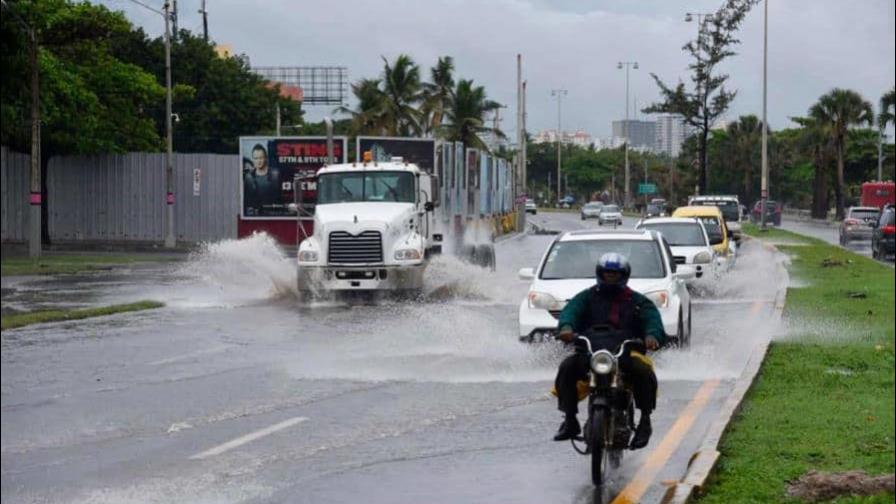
[328,231,383,264]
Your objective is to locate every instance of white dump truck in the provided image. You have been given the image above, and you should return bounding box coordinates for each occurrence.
[295,158,441,297]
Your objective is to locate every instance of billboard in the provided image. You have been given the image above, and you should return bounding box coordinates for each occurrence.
[239,136,347,220]
[356,137,437,173]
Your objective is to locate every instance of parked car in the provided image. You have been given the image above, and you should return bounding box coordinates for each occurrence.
[597,204,622,226]
[525,198,537,215]
[635,217,720,282]
[871,205,895,260]
[673,205,735,270]
[517,228,694,344]
[839,206,880,245]
[580,201,603,220]
[751,200,782,226]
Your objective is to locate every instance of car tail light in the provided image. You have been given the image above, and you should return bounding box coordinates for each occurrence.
[845,219,859,226]
[883,226,896,235]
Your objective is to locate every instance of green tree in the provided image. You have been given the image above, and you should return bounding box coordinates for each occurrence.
[379,54,423,136]
[440,79,503,150]
[340,78,386,135]
[643,0,757,194]
[725,115,763,203]
[880,87,895,130]
[421,56,455,136]
[809,88,874,218]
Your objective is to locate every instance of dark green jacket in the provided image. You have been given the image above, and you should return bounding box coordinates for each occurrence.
[557,286,667,344]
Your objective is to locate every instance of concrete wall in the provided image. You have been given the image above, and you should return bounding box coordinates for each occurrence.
[1,146,30,243]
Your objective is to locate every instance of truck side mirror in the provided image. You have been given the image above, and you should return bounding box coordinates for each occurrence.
[430,176,440,207]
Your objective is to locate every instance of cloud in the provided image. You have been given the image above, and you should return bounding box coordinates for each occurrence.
[101,0,895,139]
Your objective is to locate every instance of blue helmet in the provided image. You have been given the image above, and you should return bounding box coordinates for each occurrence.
[595,252,631,289]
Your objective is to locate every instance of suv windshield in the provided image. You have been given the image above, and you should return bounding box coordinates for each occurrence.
[317,171,415,204]
[540,240,665,279]
[695,216,722,236]
[694,200,739,221]
[639,223,706,246]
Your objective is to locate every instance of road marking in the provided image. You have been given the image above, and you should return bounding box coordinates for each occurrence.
[189,416,308,460]
[611,379,720,504]
[750,299,765,316]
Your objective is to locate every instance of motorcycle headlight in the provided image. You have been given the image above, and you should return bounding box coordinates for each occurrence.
[527,291,563,310]
[394,248,422,260]
[591,351,615,375]
[298,250,318,262]
[693,251,713,264]
[645,290,670,308]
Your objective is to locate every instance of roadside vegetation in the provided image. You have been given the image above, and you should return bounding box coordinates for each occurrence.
[1,254,179,276]
[1,300,164,330]
[697,230,895,503]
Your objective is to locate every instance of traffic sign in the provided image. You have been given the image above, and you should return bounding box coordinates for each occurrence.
[638,183,657,195]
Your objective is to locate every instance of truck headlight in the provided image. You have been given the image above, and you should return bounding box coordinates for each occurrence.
[645,290,670,308]
[298,250,318,262]
[394,248,422,260]
[693,251,713,264]
[591,351,615,375]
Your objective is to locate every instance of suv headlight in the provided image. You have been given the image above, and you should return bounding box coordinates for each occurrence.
[645,290,670,308]
[394,248,422,261]
[693,251,713,264]
[591,351,615,374]
[298,250,318,262]
[527,291,564,310]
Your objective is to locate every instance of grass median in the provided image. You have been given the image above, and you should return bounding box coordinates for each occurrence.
[697,228,895,503]
[1,254,180,276]
[1,300,164,330]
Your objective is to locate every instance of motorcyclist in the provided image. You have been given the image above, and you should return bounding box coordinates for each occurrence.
[552,252,666,450]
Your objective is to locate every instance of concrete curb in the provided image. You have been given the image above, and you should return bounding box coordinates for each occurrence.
[661,240,789,504]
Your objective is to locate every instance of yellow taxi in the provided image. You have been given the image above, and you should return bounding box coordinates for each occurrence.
[672,205,734,262]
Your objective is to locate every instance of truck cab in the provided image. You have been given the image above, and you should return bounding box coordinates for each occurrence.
[296,160,440,295]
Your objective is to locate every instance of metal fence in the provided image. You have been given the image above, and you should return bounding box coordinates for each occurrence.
[46,152,239,244]
[1,146,30,243]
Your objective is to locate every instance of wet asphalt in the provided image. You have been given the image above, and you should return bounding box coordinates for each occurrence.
[1,212,784,504]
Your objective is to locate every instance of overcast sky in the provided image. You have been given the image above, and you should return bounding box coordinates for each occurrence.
[102,0,895,139]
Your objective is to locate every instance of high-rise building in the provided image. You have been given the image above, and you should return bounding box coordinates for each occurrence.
[654,114,690,158]
[612,120,656,151]
[532,129,593,148]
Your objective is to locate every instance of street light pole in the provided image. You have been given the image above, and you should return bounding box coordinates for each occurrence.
[618,61,638,208]
[760,0,769,229]
[163,1,175,247]
[551,89,568,204]
[1,0,41,258]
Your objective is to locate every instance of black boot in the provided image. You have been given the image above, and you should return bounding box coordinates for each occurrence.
[553,415,581,441]
[629,412,652,449]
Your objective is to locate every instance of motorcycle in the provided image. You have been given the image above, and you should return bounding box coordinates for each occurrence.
[569,334,645,486]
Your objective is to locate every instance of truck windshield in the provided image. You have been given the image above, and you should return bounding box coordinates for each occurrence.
[317,171,415,204]
[694,200,739,221]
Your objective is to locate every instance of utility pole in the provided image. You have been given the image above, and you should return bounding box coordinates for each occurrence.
[760,0,769,230]
[522,80,528,195]
[199,0,209,41]
[618,61,638,209]
[2,0,42,258]
[171,0,178,39]
[276,104,281,136]
[551,89,567,204]
[164,1,176,247]
[517,54,522,197]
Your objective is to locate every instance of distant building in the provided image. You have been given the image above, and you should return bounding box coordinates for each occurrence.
[612,120,656,151]
[533,129,593,148]
[654,114,690,158]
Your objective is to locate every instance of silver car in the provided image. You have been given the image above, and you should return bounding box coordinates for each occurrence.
[580,202,603,220]
[598,204,622,226]
[840,206,880,244]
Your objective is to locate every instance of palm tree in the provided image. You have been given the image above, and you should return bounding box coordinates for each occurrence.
[338,78,387,135]
[792,116,834,219]
[379,54,423,136]
[809,89,874,218]
[725,115,763,204]
[441,79,504,150]
[880,87,895,130]
[420,56,455,136]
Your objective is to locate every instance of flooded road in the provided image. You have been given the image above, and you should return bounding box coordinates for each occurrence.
[2,212,784,503]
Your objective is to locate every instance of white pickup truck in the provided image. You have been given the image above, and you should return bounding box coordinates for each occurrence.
[296,159,441,297]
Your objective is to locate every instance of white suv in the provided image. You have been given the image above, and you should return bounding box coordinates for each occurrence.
[635,217,720,282]
[518,229,694,345]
